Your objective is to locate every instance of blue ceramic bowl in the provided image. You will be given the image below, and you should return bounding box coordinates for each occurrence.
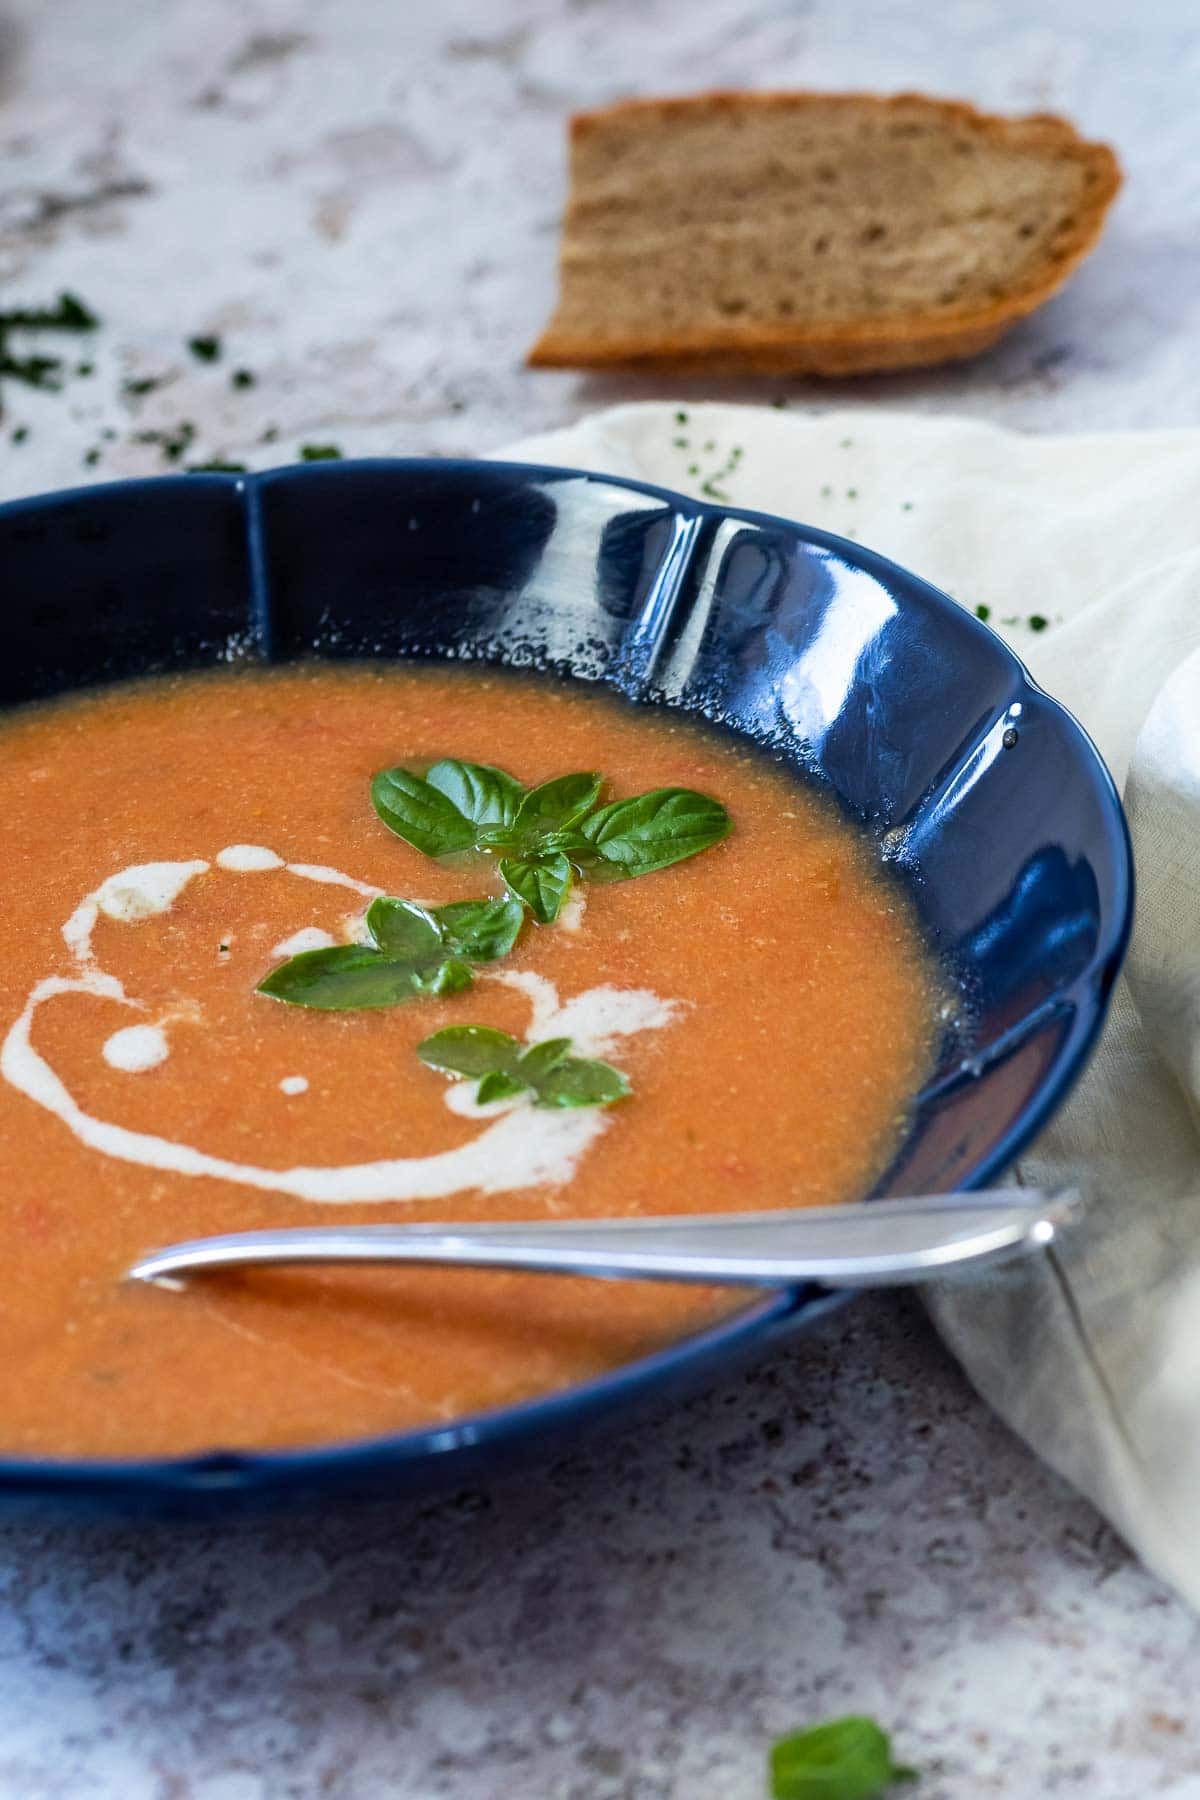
[0,459,1132,1516]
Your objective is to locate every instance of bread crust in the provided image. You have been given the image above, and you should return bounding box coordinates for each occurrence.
[528,90,1121,377]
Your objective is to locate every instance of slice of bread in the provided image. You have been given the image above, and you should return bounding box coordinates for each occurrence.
[528,91,1120,377]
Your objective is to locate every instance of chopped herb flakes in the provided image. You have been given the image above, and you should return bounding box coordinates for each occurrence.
[697,441,744,502]
[187,334,221,363]
[11,425,28,444]
[976,604,1051,632]
[674,409,688,424]
[0,350,63,392]
[231,368,256,389]
[82,448,100,466]
[299,442,342,461]
[135,420,196,463]
[0,291,99,405]
[0,291,97,334]
[186,459,248,474]
[122,375,164,398]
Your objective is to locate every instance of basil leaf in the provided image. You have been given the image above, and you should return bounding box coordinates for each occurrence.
[770,1717,915,1800]
[417,1025,521,1078]
[514,772,603,838]
[371,767,477,858]
[257,945,431,1010]
[414,957,472,997]
[473,824,521,852]
[261,895,512,1013]
[539,828,590,855]
[365,897,443,959]
[426,759,526,830]
[500,850,573,924]
[433,896,524,962]
[415,1028,630,1109]
[578,787,731,879]
[476,1069,527,1105]
[516,1037,573,1083]
[535,1057,630,1109]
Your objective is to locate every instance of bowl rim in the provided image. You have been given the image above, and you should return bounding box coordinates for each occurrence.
[0,456,1134,1500]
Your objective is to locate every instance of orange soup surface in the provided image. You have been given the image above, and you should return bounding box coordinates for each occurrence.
[0,665,939,1456]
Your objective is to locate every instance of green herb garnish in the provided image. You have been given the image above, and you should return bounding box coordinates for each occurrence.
[0,291,97,333]
[770,1717,917,1799]
[974,603,991,622]
[300,442,342,461]
[698,441,744,501]
[187,334,221,362]
[417,1026,629,1109]
[122,374,164,398]
[231,368,256,389]
[187,458,248,473]
[1028,613,1048,632]
[0,292,97,404]
[370,759,730,925]
[257,894,524,1011]
[0,349,62,391]
[135,420,196,463]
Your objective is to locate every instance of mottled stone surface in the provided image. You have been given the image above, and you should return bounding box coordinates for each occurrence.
[2,1,1200,1795]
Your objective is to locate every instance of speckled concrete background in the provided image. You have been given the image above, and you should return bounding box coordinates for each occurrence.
[3,1,1200,1795]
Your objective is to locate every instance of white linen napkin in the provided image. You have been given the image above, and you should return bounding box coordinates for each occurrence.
[493,404,1200,1605]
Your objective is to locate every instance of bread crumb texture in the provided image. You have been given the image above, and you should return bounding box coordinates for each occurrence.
[529,91,1120,376]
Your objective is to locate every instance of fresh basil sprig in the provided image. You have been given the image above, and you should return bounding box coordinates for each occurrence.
[417,1025,630,1109]
[770,1717,917,1800]
[257,895,523,1010]
[371,758,730,923]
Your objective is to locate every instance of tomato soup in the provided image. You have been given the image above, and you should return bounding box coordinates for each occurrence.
[0,665,938,1457]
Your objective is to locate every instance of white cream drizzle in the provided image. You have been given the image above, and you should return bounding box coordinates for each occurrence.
[2,848,681,1206]
[63,859,210,961]
[215,845,284,872]
[102,1023,170,1073]
[286,862,383,898]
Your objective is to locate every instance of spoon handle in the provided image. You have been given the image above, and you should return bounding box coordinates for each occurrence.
[128,1189,1073,1290]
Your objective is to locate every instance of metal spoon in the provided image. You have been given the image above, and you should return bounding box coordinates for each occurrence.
[127,1188,1072,1291]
